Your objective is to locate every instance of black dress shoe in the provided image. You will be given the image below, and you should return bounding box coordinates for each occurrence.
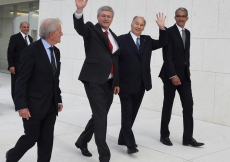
[160,137,173,146]
[75,142,92,157]
[127,147,139,154]
[183,137,204,147]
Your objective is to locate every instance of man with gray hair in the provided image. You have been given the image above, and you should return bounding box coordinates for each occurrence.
[5,18,63,162]
[118,14,167,154]
[7,21,33,101]
[159,7,204,147]
[73,0,121,161]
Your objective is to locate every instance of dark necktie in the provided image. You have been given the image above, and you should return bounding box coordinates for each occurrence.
[182,29,186,48]
[104,31,114,74]
[24,36,28,46]
[49,47,57,75]
[136,37,140,50]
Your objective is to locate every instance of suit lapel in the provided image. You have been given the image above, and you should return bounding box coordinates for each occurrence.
[126,33,140,54]
[185,29,189,51]
[53,47,60,77]
[139,36,146,54]
[37,39,54,77]
[18,32,27,46]
[28,35,33,43]
[95,23,111,53]
[173,24,185,50]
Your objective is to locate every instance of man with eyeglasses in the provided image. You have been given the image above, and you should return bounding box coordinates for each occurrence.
[7,21,33,101]
[73,0,121,161]
[159,7,204,147]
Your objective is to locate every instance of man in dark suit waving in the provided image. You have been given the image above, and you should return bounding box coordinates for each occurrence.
[73,0,121,161]
[159,7,204,147]
[5,18,63,162]
[117,15,167,154]
[7,21,33,101]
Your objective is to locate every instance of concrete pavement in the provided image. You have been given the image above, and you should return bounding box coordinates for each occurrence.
[0,72,230,162]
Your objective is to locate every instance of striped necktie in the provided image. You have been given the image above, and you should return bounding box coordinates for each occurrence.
[49,47,57,75]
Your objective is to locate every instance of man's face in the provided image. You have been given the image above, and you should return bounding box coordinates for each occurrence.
[20,22,30,35]
[174,10,188,28]
[51,24,63,44]
[131,17,145,37]
[97,11,113,30]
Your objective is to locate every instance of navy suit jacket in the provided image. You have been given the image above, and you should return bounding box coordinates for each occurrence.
[119,30,167,94]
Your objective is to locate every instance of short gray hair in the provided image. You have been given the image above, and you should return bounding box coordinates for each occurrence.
[175,7,188,16]
[131,16,146,26]
[20,21,29,27]
[97,6,114,17]
[39,18,62,39]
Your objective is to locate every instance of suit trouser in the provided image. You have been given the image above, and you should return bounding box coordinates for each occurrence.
[160,70,194,140]
[76,80,113,162]
[118,84,145,148]
[11,73,18,101]
[7,104,56,162]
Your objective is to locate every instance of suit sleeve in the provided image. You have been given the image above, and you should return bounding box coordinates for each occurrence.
[73,14,90,38]
[151,29,168,50]
[14,46,34,111]
[7,35,17,68]
[162,31,176,78]
[56,49,62,104]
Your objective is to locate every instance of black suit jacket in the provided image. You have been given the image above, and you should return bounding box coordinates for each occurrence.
[159,24,191,81]
[119,30,167,94]
[7,32,33,71]
[73,14,121,88]
[14,39,62,120]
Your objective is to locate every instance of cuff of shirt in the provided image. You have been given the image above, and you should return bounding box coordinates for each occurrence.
[169,75,177,79]
[74,12,83,19]
[58,103,63,105]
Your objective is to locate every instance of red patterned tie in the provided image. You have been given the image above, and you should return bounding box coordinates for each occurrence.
[104,31,114,74]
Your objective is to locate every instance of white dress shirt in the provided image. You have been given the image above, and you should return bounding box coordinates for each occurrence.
[20,32,31,45]
[41,39,57,66]
[130,31,140,45]
[176,23,185,37]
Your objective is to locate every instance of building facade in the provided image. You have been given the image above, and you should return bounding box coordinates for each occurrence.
[5,0,228,127]
[0,0,39,71]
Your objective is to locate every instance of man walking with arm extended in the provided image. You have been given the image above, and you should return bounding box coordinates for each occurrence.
[73,0,121,162]
[159,7,204,147]
[118,14,167,154]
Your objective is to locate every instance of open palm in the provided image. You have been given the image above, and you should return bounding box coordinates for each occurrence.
[75,0,88,9]
[156,13,166,29]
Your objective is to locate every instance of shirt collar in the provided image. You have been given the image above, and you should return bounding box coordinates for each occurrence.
[41,39,52,49]
[130,31,140,39]
[176,23,185,31]
[102,28,111,34]
[20,32,27,37]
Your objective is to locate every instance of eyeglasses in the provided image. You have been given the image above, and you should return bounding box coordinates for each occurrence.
[22,27,30,28]
[175,15,187,18]
[99,14,113,19]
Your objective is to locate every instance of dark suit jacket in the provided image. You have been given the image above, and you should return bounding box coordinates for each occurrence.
[119,30,167,94]
[14,39,62,120]
[159,24,190,81]
[7,32,33,71]
[73,14,121,89]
